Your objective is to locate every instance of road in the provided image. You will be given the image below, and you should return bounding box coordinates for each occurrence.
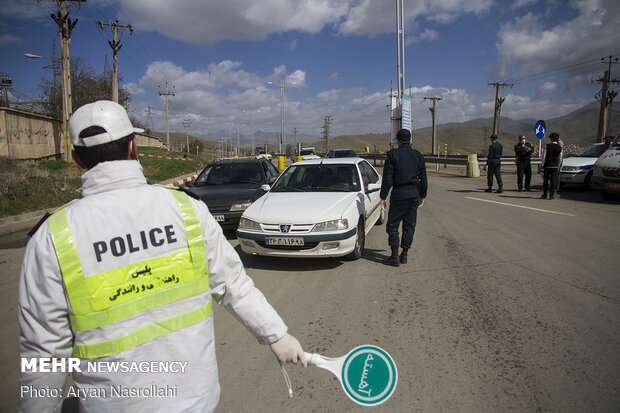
[1,169,619,412]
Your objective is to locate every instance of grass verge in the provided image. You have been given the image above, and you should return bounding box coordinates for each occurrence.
[0,147,207,218]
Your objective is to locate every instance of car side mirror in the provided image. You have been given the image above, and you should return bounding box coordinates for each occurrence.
[261,184,271,192]
[366,182,381,194]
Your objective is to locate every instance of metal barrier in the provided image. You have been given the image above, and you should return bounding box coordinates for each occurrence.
[359,154,542,167]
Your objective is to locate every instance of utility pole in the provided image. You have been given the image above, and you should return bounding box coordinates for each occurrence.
[250,111,254,155]
[159,82,175,151]
[146,102,153,134]
[183,118,191,153]
[292,127,298,156]
[425,97,442,155]
[97,20,133,103]
[488,82,513,136]
[46,0,84,161]
[594,55,619,142]
[322,116,332,152]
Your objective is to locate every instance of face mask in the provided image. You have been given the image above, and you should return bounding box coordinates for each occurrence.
[521,139,526,145]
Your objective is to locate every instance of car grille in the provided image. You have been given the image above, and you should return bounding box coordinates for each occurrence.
[602,168,620,177]
[260,223,315,234]
[256,241,319,250]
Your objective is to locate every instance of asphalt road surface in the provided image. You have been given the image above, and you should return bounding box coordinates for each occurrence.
[1,169,619,412]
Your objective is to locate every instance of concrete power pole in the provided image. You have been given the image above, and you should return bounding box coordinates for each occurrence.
[425,97,442,155]
[595,55,619,142]
[292,127,298,155]
[159,82,175,151]
[322,116,332,152]
[183,118,191,153]
[488,82,513,136]
[97,20,133,103]
[47,0,84,161]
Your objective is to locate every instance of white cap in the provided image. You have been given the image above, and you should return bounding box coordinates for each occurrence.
[69,100,144,147]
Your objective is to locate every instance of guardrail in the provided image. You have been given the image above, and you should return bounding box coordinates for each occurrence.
[359,154,542,167]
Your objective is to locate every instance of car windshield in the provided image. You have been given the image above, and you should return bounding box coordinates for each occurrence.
[300,150,315,155]
[272,164,360,192]
[195,162,262,185]
[575,144,607,158]
[333,150,357,157]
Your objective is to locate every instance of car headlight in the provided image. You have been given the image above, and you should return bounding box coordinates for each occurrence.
[230,202,252,211]
[561,166,580,172]
[238,217,261,230]
[312,219,348,232]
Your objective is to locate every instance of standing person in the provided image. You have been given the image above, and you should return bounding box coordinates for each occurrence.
[380,129,428,267]
[541,132,563,200]
[514,134,534,192]
[485,134,503,193]
[18,101,306,413]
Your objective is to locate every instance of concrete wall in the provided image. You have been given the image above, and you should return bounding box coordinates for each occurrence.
[0,106,165,159]
[0,107,61,159]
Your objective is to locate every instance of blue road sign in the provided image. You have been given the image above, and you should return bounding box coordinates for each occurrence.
[535,120,546,140]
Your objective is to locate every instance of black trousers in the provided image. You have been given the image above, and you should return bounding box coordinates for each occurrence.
[487,160,502,188]
[543,167,559,197]
[386,198,419,249]
[516,158,532,190]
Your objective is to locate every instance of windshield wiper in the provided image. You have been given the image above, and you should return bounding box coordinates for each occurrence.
[272,186,305,192]
[311,186,354,192]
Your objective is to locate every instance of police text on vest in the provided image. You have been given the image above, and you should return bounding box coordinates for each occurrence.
[93,225,178,262]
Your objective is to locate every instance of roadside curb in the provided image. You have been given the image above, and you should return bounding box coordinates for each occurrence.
[0,173,199,237]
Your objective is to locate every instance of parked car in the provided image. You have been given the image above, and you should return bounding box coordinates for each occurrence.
[299,147,321,160]
[558,143,608,188]
[236,158,384,259]
[592,133,620,200]
[186,157,280,228]
[325,148,359,158]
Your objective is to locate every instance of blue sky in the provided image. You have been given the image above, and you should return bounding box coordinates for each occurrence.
[1,0,619,144]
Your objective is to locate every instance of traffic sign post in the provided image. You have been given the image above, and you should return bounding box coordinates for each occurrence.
[305,345,398,407]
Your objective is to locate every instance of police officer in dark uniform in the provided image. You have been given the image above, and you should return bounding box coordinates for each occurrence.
[380,129,428,267]
[485,134,503,193]
[541,132,563,200]
[514,134,534,192]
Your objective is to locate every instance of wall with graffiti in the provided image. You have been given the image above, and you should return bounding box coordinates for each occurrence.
[0,107,164,159]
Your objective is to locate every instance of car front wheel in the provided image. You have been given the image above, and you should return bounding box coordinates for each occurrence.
[347,219,365,260]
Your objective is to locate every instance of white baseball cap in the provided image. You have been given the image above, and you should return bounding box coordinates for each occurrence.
[69,100,144,147]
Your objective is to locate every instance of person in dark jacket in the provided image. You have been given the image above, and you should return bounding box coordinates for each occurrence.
[514,135,534,192]
[541,132,563,199]
[380,129,428,267]
[485,134,503,193]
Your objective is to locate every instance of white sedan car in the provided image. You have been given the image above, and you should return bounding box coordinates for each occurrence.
[236,158,384,259]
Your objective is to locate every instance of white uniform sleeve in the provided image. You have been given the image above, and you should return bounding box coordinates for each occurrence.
[192,199,288,345]
[18,223,74,413]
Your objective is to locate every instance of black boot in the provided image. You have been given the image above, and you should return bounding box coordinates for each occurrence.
[399,248,408,264]
[383,246,400,267]
[496,185,503,193]
[484,187,493,193]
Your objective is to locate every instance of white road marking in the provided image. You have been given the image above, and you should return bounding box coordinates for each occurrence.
[465,197,576,216]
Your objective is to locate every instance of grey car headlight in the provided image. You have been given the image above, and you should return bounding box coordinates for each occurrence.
[231,202,252,211]
[312,219,349,232]
[239,217,261,230]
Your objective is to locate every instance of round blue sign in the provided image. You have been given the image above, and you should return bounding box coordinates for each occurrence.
[535,120,546,140]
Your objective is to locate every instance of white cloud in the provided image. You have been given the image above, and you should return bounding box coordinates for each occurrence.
[124,82,146,96]
[497,0,620,76]
[288,39,297,50]
[0,33,20,47]
[406,29,438,45]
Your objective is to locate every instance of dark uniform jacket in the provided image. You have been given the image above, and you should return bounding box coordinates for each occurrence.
[514,142,534,159]
[380,145,428,201]
[487,141,503,164]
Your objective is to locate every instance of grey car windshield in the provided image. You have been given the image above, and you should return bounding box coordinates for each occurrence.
[272,164,360,192]
[575,145,608,158]
[195,162,262,185]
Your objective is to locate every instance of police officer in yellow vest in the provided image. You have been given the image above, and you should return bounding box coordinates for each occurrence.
[18,101,306,412]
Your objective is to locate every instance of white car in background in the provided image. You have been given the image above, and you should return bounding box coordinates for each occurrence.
[559,143,608,188]
[236,158,384,259]
[592,134,620,200]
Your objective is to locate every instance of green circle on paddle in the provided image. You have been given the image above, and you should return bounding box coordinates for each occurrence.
[341,345,398,406]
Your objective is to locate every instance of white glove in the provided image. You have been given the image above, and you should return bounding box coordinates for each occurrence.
[270,333,307,367]
[418,198,425,208]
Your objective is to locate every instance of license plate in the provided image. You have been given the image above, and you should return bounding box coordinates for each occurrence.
[213,215,225,222]
[265,237,304,246]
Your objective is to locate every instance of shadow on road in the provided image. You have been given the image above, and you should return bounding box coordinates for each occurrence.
[362,248,389,264]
